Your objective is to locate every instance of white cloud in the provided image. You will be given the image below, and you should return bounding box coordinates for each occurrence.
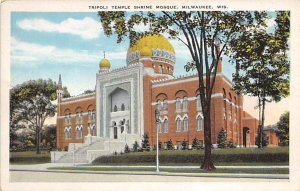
[11,37,126,66]
[17,17,101,40]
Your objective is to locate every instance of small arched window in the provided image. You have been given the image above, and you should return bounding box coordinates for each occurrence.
[176,98,181,111]
[196,95,201,110]
[159,65,163,74]
[164,119,169,133]
[114,105,118,112]
[183,97,188,111]
[157,100,162,111]
[157,122,162,133]
[121,104,125,111]
[163,99,168,110]
[176,118,181,132]
[197,115,203,131]
[183,117,189,132]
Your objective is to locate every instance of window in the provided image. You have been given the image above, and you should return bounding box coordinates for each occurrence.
[157,100,162,111]
[159,65,163,74]
[229,93,232,131]
[65,127,71,140]
[64,114,68,124]
[92,110,96,121]
[88,110,91,121]
[80,111,83,124]
[176,118,181,132]
[126,120,130,134]
[164,119,168,133]
[113,105,118,112]
[176,98,181,111]
[197,115,203,131]
[196,95,201,110]
[163,99,168,110]
[76,112,79,124]
[76,126,83,139]
[223,89,227,129]
[183,117,188,132]
[183,97,188,111]
[157,122,162,133]
[121,104,125,111]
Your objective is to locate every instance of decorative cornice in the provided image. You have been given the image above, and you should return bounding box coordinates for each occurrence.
[61,92,95,102]
[60,96,95,105]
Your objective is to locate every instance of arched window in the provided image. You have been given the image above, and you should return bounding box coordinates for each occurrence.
[183,117,189,132]
[157,100,162,111]
[64,114,68,124]
[163,99,168,110]
[126,120,130,134]
[80,111,83,124]
[92,110,96,121]
[76,126,83,139]
[159,65,163,74]
[121,104,125,111]
[164,119,169,133]
[64,128,69,140]
[196,95,201,110]
[223,89,227,129]
[197,115,203,131]
[157,122,162,133]
[76,112,79,124]
[183,97,188,111]
[176,98,181,111]
[88,110,91,121]
[176,117,181,132]
[229,93,232,131]
[113,105,118,112]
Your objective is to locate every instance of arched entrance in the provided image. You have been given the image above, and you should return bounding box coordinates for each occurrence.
[243,127,250,147]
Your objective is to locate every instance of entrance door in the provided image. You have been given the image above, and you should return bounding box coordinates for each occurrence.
[114,126,118,139]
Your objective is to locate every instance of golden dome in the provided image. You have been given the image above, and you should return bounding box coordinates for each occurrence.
[99,58,111,68]
[128,34,175,55]
[140,47,152,56]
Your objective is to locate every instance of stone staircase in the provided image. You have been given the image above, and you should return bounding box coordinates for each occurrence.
[51,137,129,163]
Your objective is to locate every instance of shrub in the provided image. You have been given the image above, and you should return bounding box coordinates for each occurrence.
[166,139,174,150]
[181,139,188,150]
[227,139,236,148]
[132,141,140,152]
[191,137,203,150]
[124,144,130,153]
[217,128,227,148]
[141,133,150,151]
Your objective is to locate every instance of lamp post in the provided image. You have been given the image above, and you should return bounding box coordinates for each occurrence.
[155,109,160,173]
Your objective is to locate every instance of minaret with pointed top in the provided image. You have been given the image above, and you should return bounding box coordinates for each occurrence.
[56,74,63,148]
[99,51,111,74]
[215,39,222,73]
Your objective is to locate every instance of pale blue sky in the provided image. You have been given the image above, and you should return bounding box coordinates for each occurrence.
[11,12,275,96]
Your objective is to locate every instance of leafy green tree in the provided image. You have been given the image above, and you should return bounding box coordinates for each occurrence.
[98,11,269,170]
[141,133,150,151]
[229,11,290,148]
[276,111,289,146]
[217,128,227,148]
[41,124,57,151]
[10,79,69,154]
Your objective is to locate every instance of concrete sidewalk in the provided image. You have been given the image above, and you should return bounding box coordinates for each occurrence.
[9,163,289,180]
[9,163,289,171]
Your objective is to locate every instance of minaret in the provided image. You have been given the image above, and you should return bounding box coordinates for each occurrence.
[56,74,63,149]
[99,51,111,74]
[215,39,222,73]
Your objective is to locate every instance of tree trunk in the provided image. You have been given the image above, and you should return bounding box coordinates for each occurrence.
[261,98,266,147]
[200,106,216,171]
[36,125,41,154]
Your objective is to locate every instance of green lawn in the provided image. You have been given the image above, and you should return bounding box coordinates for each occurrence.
[10,151,51,164]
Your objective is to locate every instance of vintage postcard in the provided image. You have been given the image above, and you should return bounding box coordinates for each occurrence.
[1,0,300,191]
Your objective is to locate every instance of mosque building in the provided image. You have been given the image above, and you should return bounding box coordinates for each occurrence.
[52,34,279,163]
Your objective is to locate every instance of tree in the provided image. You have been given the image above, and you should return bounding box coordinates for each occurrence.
[41,124,57,151]
[227,139,236,148]
[10,79,69,154]
[276,111,289,146]
[217,128,227,148]
[141,133,150,151]
[229,11,290,148]
[98,11,269,170]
